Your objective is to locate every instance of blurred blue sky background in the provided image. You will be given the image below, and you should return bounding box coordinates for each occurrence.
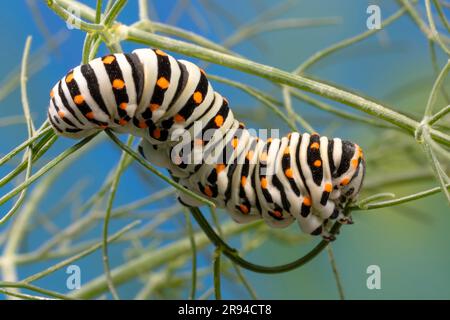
[0,0,449,299]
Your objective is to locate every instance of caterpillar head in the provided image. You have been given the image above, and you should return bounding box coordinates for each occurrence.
[332,140,365,208]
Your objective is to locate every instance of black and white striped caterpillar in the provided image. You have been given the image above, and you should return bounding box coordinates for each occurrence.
[47,48,365,241]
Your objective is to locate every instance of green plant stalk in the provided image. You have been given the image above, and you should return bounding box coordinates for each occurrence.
[112,187,175,216]
[0,131,56,189]
[122,27,450,147]
[0,124,51,167]
[425,59,450,118]
[357,193,396,208]
[184,210,197,300]
[222,17,341,48]
[133,20,237,56]
[22,220,140,284]
[425,0,450,55]
[105,130,216,208]
[422,136,450,204]
[209,74,392,129]
[428,40,450,104]
[3,36,37,229]
[137,0,149,22]
[290,90,396,130]
[352,183,450,210]
[213,248,222,300]
[49,0,450,146]
[0,134,98,298]
[231,264,258,299]
[396,0,435,40]
[0,134,96,210]
[282,85,314,132]
[82,33,95,64]
[0,281,73,300]
[432,0,450,33]
[102,135,134,300]
[95,0,103,23]
[53,0,238,56]
[189,207,345,274]
[293,4,413,74]
[429,105,450,126]
[69,219,260,299]
[326,245,345,300]
[20,36,35,135]
[0,288,54,300]
[47,0,104,32]
[208,203,258,299]
[102,0,127,27]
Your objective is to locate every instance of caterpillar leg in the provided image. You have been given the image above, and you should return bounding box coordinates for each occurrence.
[333,205,354,225]
[313,199,353,225]
[310,223,336,242]
[338,213,354,225]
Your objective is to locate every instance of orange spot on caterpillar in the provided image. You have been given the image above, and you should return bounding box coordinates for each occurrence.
[65,73,74,83]
[241,176,247,187]
[261,177,268,189]
[112,79,125,90]
[119,102,128,110]
[303,196,312,206]
[325,183,332,193]
[193,91,203,104]
[267,138,273,143]
[74,95,84,105]
[150,103,160,112]
[284,147,290,155]
[231,137,238,149]
[214,115,224,127]
[351,158,359,168]
[341,177,350,186]
[174,114,185,123]
[152,128,161,139]
[57,111,65,118]
[310,142,320,150]
[313,160,322,167]
[50,90,54,98]
[155,49,167,56]
[216,164,226,173]
[119,118,128,126]
[156,77,169,89]
[272,210,282,218]
[239,204,249,214]
[357,146,364,158]
[204,185,213,197]
[285,168,293,178]
[102,55,115,64]
[85,112,94,119]
[138,121,148,129]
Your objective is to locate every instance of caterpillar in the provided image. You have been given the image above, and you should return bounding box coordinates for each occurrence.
[47,48,365,241]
